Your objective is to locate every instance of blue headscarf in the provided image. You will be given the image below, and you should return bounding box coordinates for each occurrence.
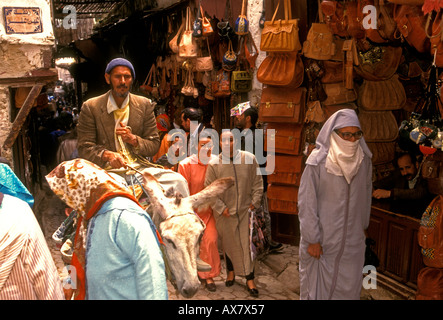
[306,109,372,166]
[0,163,34,208]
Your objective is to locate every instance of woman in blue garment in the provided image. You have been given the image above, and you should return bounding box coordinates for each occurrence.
[298,109,373,300]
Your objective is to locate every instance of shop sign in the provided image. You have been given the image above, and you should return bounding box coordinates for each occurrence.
[3,7,43,34]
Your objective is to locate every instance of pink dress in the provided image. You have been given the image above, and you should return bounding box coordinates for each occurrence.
[178,155,221,279]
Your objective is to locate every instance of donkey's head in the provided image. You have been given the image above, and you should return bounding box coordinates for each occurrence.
[141,169,234,298]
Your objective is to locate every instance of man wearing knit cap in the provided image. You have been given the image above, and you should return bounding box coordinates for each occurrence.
[77,58,160,169]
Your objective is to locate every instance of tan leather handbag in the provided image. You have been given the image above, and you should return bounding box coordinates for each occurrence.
[393,4,430,53]
[354,45,402,81]
[358,75,406,111]
[179,7,198,58]
[305,100,326,124]
[365,0,397,43]
[358,110,399,142]
[195,38,213,72]
[169,17,184,54]
[260,0,301,52]
[323,82,357,106]
[257,52,303,87]
[303,3,336,61]
[259,86,306,123]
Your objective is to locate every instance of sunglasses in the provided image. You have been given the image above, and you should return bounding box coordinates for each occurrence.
[335,129,364,140]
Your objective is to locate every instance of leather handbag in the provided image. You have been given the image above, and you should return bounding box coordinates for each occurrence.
[358,110,399,142]
[303,18,336,60]
[426,10,443,67]
[222,40,237,71]
[344,0,366,39]
[260,0,301,52]
[323,82,357,106]
[201,6,214,36]
[235,0,249,35]
[179,7,198,58]
[358,75,406,111]
[264,123,304,155]
[181,67,198,98]
[305,100,326,123]
[354,45,403,81]
[244,32,259,70]
[211,69,231,98]
[418,195,443,268]
[321,60,346,84]
[393,4,430,53]
[321,0,348,37]
[266,154,304,186]
[416,267,443,300]
[365,0,397,43]
[267,184,299,214]
[259,86,306,123]
[193,2,203,38]
[367,141,396,164]
[257,52,303,87]
[169,17,184,54]
[231,70,252,93]
[140,64,159,99]
[195,38,213,72]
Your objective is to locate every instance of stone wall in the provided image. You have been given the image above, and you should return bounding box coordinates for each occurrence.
[0,0,54,166]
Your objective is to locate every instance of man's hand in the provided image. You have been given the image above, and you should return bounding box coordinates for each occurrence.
[116,122,138,146]
[372,189,391,199]
[307,243,323,259]
[102,150,127,169]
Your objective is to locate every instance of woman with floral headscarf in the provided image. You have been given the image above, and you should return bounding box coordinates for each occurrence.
[298,109,373,300]
[46,159,167,300]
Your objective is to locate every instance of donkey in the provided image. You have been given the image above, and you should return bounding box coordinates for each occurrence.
[140,169,234,298]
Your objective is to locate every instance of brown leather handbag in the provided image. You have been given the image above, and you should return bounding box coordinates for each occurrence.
[358,75,406,111]
[354,45,403,81]
[343,0,366,39]
[303,0,336,60]
[322,82,357,106]
[211,69,231,98]
[416,267,443,300]
[305,100,326,123]
[267,184,299,215]
[365,0,397,43]
[393,4,430,53]
[260,0,301,52]
[264,123,304,156]
[321,60,346,84]
[367,141,396,164]
[358,110,399,142]
[257,52,304,87]
[321,0,348,37]
[266,154,304,186]
[259,86,306,123]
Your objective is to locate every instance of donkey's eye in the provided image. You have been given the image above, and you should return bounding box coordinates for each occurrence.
[165,238,177,249]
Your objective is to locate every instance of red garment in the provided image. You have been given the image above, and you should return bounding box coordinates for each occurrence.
[178,155,221,279]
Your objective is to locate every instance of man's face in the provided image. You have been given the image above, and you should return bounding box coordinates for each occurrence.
[398,155,418,181]
[220,131,234,158]
[105,66,133,99]
[181,113,190,132]
[234,114,246,129]
[198,137,213,161]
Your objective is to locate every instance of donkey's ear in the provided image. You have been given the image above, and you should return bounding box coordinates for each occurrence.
[185,177,234,210]
[141,169,169,219]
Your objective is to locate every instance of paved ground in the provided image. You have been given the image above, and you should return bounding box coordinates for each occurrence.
[35,182,405,301]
